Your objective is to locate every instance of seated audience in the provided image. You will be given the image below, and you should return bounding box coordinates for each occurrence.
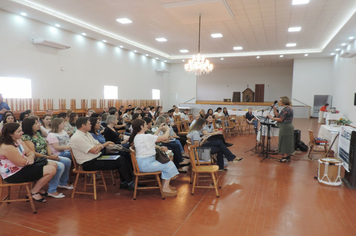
[28,115,49,138]
[143,107,153,118]
[199,109,205,119]
[101,112,109,128]
[42,114,52,134]
[47,118,72,159]
[0,113,16,133]
[180,109,191,123]
[70,117,137,191]
[22,118,72,198]
[206,109,214,117]
[86,110,95,117]
[0,123,56,203]
[103,115,129,146]
[47,109,56,119]
[152,116,186,172]
[245,107,258,133]
[129,119,179,196]
[173,107,181,117]
[154,106,162,119]
[187,118,240,171]
[203,114,233,147]
[69,112,78,133]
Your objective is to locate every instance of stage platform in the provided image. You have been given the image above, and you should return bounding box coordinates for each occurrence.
[179,101,311,118]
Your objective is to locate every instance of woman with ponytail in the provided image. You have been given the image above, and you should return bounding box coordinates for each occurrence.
[129,119,179,196]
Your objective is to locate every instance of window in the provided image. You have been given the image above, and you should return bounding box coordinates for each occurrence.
[152,89,160,100]
[0,77,32,98]
[104,85,118,99]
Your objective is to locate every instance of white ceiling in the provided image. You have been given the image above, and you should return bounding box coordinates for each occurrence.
[1,0,356,68]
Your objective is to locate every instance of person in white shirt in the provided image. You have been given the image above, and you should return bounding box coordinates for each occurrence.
[129,119,179,196]
[70,117,137,191]
[173,107,181,117]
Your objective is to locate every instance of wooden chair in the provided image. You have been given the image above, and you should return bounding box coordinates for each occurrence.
[175,121,188,136]
[70,150,107,200]
[186,140,213,184]
[129,147,165,200]
[221,117,237,138]
[308,130,329,159]
[0,175,37,214]
[188,144,220,197]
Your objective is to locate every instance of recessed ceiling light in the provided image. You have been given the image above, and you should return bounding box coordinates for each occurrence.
[280,55,284,57]
[233,46,243,50]
[292,0,309,5]
[341,43,346,46]
[55,24,60,27]
[211,33,223,38]
[82,33,86,36]
[221,58,224,60]
[288,27,301,32]
[304,54,308,56]
[349,37,354,40]
[335,48,340,51]
[155,38,167,42]
[119,45,123,48]
[155,57,158,60]
[145,54,149,56]
[286,43,297,47]
[182,60,185,62]
[164,60,167,62]
[116,18,132,24]
[133,50,137,53]
[180,49,189,53]
[20,12,27,16]
[256,56,260,59]
[331,53,335,55]
[102,40,107,43]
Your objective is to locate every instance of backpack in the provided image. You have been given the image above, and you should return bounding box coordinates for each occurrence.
[297,141,309,152]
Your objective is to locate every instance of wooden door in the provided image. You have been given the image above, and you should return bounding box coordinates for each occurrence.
[255,84,265,102]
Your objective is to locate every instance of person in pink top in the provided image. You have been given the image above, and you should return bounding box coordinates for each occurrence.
[0,123,56,202]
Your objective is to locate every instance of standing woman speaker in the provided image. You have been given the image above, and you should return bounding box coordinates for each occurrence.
[267,96,294,162]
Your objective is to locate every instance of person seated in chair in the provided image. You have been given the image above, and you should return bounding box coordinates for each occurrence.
[203,114,233,147]
[245,107,258,133]
[70,117,137,191]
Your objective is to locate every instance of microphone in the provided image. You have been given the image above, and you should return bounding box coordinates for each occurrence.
[271,100,278,109]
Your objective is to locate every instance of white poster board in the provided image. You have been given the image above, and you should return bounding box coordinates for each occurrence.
[338,126,356,172]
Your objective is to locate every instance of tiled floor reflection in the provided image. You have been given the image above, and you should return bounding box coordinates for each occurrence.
[1,118,356,236]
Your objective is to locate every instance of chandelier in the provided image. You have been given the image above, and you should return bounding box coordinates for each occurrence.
[184,14,213,76]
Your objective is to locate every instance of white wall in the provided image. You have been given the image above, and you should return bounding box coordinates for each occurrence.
[332,41,356,124]
[168,64,196,109]
[0,9,169,109]
[292,58,334,108]
[196,66,293,102]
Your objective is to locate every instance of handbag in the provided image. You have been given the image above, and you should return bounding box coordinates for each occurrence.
[31,156,48,167]
[105,144,130,154]
[196,147,211,162]
[155,148,170,164]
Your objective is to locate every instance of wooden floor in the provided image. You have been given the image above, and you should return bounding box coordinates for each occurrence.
[1,118,356,236]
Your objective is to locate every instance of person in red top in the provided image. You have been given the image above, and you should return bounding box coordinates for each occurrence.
[318,103,329,124]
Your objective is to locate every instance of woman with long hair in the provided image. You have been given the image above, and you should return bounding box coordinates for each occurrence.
[47,118,72,159]
[42,114,52,134]
[187,118,240,171]
[129,119,179,196]
[0,123,56,202]
[22,118,72,198]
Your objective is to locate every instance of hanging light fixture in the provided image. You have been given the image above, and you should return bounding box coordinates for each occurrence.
[185,14,213,75]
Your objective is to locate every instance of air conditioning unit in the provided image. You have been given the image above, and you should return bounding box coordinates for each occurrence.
[31,38,71,50]
[155,69,170,73]
[340,50,356,58]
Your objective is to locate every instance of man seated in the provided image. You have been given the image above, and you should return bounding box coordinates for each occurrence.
[70,117,137,190]
[245,107,258,133]
[180,109,191,123]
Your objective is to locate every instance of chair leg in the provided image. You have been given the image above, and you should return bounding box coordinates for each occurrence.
[71,173,80,198]
[7,186,10,202]
[214,172,221,189]
[308,145,313,158]
[190,164,193,184]
[92,173,97,200]
[156,174,165,200]
[110,170,116,186]
[191,172,197,195]
[25,184,37,214]
[17,185,22,198]
[100,171,107,191]
[211,172,219,198]
[84,173,87,191]
[133,176,138,200]
[0,186,3,205]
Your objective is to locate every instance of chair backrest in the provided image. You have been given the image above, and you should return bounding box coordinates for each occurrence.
[175,121,184,132]
[182,120,190,132]
[188,144,200,170]
[308,130,315,145]
[70,149,80,170]
[174,115,181,122]
[129,147,141,174]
